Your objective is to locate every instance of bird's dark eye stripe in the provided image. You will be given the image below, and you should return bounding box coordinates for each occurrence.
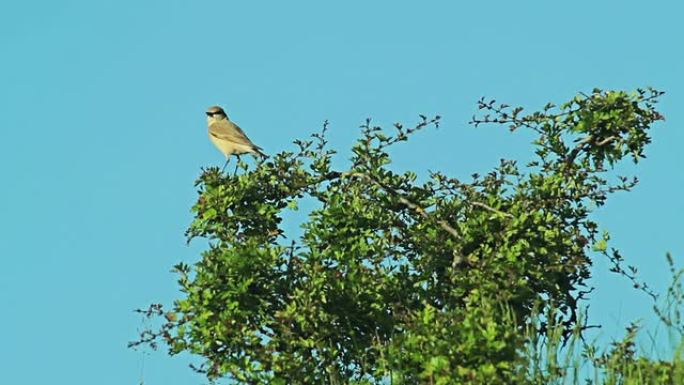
[206,112,216,116]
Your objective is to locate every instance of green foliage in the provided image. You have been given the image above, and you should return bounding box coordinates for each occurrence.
[522,254,684,385]
[134,88,666,384]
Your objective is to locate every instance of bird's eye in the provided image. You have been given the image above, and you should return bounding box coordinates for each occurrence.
[205,112,214,117]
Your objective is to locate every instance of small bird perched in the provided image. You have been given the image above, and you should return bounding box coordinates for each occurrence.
[205,105,266,173]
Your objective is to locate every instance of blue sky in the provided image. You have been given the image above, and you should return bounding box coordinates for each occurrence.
[1,1,682,383]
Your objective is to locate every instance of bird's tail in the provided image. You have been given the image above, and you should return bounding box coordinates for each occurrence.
[253,146,267,159]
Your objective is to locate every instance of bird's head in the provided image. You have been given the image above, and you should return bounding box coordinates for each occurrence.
[206,106,228,122]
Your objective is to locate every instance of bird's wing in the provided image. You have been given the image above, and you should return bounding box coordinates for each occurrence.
[209,120,256,146]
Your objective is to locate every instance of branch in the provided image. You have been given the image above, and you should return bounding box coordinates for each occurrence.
[469,201,514,218]
[316,170,465,266]
[566,135,619,165]
[335,171,463,241]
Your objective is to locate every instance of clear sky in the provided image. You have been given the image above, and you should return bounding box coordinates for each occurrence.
[1,1,682,384]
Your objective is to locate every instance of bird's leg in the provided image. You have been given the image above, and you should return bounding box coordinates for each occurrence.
[233,155,241,176]
[221,157,231,173]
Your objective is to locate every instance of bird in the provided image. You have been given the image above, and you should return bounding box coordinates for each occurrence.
[205,105,266,173]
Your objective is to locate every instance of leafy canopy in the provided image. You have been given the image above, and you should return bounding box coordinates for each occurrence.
[134,88,664,384]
